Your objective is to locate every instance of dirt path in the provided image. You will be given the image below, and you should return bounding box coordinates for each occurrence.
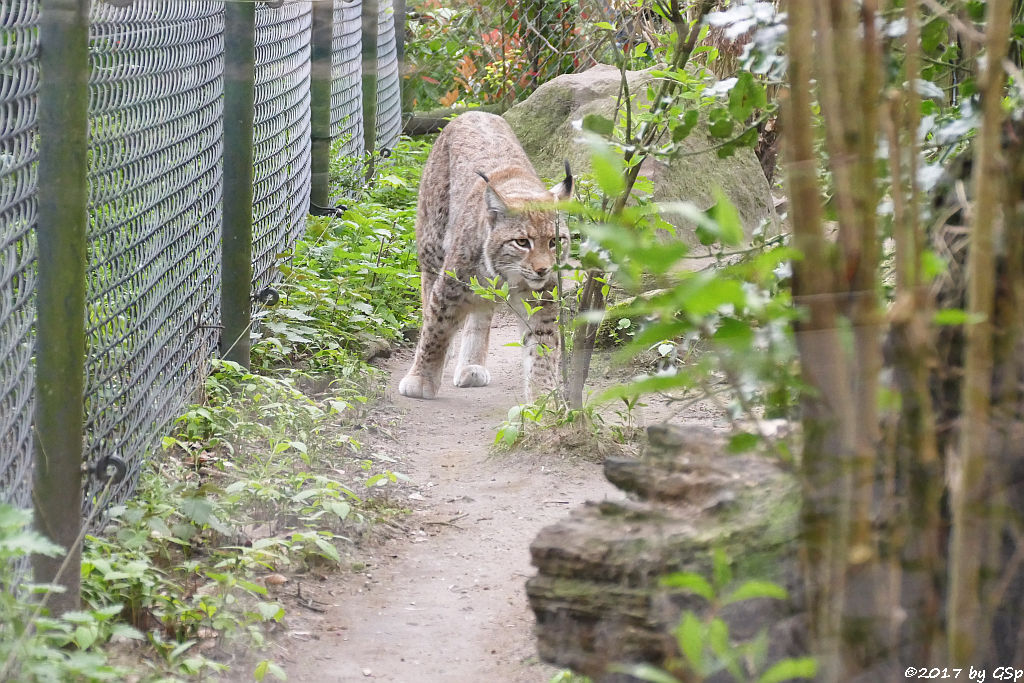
[278,312,624,682]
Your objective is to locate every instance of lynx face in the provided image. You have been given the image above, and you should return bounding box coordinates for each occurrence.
[486,207,569,290]
[481,179,571,291]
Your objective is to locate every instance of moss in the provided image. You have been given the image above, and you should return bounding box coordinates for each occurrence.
[504,64,779,244]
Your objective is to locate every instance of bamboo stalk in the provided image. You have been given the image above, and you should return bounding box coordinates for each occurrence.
[784,1,852,679]
[896,0,944,663]
[843,1,887,669]
[948,0,1013,665]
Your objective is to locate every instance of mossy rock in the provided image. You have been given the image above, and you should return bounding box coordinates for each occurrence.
[504,64,778,246]
[527,425,803,681]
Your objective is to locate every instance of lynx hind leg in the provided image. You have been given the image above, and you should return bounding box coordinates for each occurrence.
[399,279,466,399]
[454,306,494,388]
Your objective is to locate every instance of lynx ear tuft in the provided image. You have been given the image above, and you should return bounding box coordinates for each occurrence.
[550,160,574,201]
[481,182,507,222]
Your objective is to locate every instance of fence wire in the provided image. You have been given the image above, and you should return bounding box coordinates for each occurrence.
[332,0,365,160]
[0,0,382,517]
[0,0,39,509]
[252,2,312,299]
[83,0,225,508]
[403,0,619,110]
[374,0,402,154]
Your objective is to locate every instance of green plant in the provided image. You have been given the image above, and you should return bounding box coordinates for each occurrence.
[0,504,134,682]
[616,550,816,683]
[253,138,428,376]
[549,671,592,683]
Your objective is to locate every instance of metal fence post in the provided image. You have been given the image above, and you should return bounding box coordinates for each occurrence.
[310,0,333,208]
[221,0,258,367]
[34,0,90,614]
[361,0,380,172]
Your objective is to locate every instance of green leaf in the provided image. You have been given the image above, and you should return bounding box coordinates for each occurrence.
[727,432,760,454]
[238,578,269,596]
[920,249,947,279]
[180,497,214,526]
[933,308,984,326]
[257,602,286,622]
[707,617,731,658]
[712,548,732,590]
[724,580,789,605]
[61,610,96,625]
[921,17,948,53]
[709,108,734,138]
[598,371,694,404]
[680,277,747,317]
[728,72,767,122]
[610,663,681,683]
[590,144,626,197]
[275,308,315,322]
[677,612,705,674]
[169,640,197,661]
[673,109,699,142]
[74,624,97,649]
[757,657,818,683]
[254,660,270,682]
[0,530,65,557]
[709,190,744,246]
[713,317,754,351]
[266,661,288,681]
[109,623,145,641]
[660,572,714,600]
[313,536,341,563]
[327,501,351,520]
[92,604,125,621]
[582,113,615,137]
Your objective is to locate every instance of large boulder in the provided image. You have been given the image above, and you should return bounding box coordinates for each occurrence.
[527,425,804,681]
[504,64,777,245]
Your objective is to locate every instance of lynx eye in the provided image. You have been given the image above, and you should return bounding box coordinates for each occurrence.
[513,238,531,249]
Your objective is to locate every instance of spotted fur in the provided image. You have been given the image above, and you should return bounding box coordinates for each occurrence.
[398,112,573,400]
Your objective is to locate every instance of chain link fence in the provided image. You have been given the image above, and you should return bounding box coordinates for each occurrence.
[0,0,38,511]
[332,1,365,160]
[0,0,402,518]
[403,0,621,111]
[373,0,402,153]
[83,0,226,507]
[252,3,312,297]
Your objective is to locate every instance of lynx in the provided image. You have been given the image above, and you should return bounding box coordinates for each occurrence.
[398,111,573,401]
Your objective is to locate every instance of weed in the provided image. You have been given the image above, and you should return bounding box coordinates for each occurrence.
[493,392,640,460]
[0,137,430,680]
[614,550,816,683]
[0,505,135,682]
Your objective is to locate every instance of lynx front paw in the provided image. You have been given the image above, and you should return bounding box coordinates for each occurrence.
[398,373,438,399]
[454,364,491,388]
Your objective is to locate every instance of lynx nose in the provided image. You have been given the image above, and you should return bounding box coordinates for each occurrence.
[533,266,550,278]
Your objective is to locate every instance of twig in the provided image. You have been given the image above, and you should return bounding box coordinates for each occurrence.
[423,513,468,527]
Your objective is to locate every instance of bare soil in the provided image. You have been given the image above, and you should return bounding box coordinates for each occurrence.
[265,312,695,683]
